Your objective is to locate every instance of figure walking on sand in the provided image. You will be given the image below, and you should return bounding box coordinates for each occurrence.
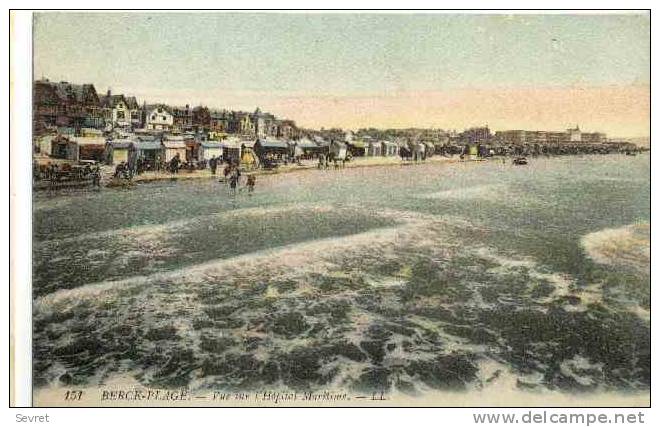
[92,164,102,188]
[222,162,231,182]
[169,153,181,174]
[228,166,241,196]
[210,156,217,175]
[246,174,256,194]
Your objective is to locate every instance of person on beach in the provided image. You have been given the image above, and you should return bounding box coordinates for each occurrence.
[229,168,239,195]
[114,162,125,179]
[92,164,101,188]
[170,153,181,174]
[210,156,217,175]
[33,160,41,181]
[223,163,231,181]
[246,174,256,194]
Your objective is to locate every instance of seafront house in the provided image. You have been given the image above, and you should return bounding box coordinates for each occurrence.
[171,105,194,133]
[227,111,255,136]
[276,119,299,140]
[33,78,105,133]
[209,109,230,136]
[192,106,212,133]
[146,105,174,131]
[99,90,141,130]
[251,107,279,138]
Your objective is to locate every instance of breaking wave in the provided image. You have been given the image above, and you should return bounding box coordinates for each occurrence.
[581,223,650,274]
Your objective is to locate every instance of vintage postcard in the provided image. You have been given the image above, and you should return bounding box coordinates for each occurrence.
[14,10,650,408]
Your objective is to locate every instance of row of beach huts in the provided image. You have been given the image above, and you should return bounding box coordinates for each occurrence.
[34,128,408,170]
[34,127,642,173]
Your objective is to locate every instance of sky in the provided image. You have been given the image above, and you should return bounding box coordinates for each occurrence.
[33,12,650,137]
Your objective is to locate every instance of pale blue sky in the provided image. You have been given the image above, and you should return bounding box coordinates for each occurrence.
[33,12,650,134]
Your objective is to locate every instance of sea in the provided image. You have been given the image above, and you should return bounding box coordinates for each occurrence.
[32,154,650,403]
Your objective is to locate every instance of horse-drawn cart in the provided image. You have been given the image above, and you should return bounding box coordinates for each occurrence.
[34,161,99,191]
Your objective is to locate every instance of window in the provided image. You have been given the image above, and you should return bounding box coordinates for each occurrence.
[151,115,156,120]
[117,111,125,119]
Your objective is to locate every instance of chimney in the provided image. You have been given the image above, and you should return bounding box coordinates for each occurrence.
[107,89,111,97]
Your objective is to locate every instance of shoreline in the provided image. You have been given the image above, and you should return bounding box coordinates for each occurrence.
[131,155,467,184]
[34,155,468,191]
[32,152,647,193]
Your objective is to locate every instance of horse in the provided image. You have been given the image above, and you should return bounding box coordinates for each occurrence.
[399,145,413,161]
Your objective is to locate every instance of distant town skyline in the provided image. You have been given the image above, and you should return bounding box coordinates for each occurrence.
[33,12,650,137]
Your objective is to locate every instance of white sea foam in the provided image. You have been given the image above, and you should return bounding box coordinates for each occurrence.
[559,355,604,387]
[35,204,474,310]
[415,184,508,201]
[581,223,650,274]
[34,225,406,309]
[475,247,577,303]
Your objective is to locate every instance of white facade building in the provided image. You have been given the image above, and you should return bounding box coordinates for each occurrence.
[567,126,582,142]
[100,92,140,129]
[146,107,174,131]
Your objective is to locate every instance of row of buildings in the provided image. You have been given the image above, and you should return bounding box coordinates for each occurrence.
[38,131,407,169]
[39,126,632,174]
[33,79,300,139]
[355,125,608,147]
[34,79,635,172]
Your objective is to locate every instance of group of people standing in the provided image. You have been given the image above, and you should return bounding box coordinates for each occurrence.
[221,162,256,195]
[111,152,256,196]
[206,155,256,196]
[317,153,347,169]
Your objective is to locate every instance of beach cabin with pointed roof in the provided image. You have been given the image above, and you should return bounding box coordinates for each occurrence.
[73,136,107,162]
[254,138,290,162]
[105,139,134,165]
[292,137,325,158]
[134,138,163,165]
[220,136,243,164]
[199,141,223,162]
[50,135,79,161]
[347,139,366,157]
[162,135,187,163]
